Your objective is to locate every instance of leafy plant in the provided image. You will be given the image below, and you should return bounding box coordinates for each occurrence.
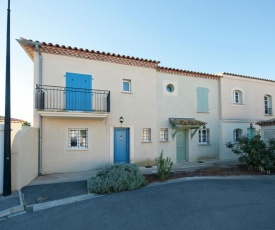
[22,121,31,126]
[226,134,275,174]
[156,150,173,180]
[88,163,147,194]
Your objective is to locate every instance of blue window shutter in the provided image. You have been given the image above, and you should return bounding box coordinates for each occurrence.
[66,72,92,111]
[197,87,208,113]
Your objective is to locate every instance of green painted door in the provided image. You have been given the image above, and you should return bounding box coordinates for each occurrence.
[176,130,187,162]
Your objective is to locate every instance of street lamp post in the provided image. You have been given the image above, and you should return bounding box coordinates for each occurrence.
[3,0,11,196]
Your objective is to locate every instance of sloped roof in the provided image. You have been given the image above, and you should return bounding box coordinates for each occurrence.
[223,72,275,83]
[158,66,221,79]
[16,38,221,78]
[256,118,275,126]
[17,38,160,69]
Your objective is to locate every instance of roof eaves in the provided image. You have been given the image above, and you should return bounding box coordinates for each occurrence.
[19,39,161,68]
[223,72,275,83]
[157,66,221,79]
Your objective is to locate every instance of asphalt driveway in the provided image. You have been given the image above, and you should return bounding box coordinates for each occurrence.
[1,176,275,230]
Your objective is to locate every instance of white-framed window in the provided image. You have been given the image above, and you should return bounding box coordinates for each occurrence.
[142,128,151,142]
[160,128,168,141]
[122,79,131,92]
[233,90,243,104]
[233,129,242,142]
[68,128,88,149]
[198,129,210,144]
[264,95,272,115]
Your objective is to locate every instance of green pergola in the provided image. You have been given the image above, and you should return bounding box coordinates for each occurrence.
[169,118,207,139]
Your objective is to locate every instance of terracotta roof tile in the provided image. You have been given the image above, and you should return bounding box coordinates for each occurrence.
[17,38,160,69]
[223,72,275,83]
[157,66,221,79]
[256,118,275,126]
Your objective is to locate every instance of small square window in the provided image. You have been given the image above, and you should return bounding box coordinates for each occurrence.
[160,128,168,141]
[142,128,151,142]
[68,128,88,149]
[123,80,131,92]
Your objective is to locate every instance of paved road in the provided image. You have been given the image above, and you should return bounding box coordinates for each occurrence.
[1,176,275,230]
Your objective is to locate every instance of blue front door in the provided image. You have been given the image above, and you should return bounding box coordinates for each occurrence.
[114,128,129,163]
[66,72,92,111]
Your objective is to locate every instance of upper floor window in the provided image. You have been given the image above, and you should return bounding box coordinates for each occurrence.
[198,129,210,144]
[233,128,242,142]
[233,90,243,104]
[197,87,209,113]
[142,128,151,142]
[122,79,131,93]
[68,128,88,149]
[264,95,272,115]
[160,128,168,141]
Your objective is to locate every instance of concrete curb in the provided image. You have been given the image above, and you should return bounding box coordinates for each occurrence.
[0,190,25,221]
[25,193,103,213]
[145,175,275,188]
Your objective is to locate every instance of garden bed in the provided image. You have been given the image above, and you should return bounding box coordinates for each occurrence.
[144,165,275,183]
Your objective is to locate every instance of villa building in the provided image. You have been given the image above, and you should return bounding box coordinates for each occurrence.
[17,38,275,174]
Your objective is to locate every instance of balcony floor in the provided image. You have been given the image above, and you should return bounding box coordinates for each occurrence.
[37,110,108,119]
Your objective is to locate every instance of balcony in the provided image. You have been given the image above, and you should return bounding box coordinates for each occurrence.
[35,85,110,119]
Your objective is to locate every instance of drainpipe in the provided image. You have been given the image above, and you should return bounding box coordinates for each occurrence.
[34,42,43,176]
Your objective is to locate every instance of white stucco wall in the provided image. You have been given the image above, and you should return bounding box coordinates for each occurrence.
[33,52,158,173]
[260,125,275,142]
[219,74,275,159]
[156,72,220,162]
[11,127,38,191]
[220,74,275,121]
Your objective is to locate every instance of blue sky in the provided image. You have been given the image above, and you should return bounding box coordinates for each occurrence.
[0,0,275,122]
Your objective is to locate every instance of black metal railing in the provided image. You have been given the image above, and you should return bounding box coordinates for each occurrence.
[35,85,110,112]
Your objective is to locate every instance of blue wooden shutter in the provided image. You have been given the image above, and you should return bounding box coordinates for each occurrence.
[197,87,208,113]
[66,72,92,111]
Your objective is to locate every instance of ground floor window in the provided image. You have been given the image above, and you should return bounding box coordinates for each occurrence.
[68,128,88,149]
[233,128,242,142]
[160,128,168,141]
[142,128,151,142]
[198,129,209,144]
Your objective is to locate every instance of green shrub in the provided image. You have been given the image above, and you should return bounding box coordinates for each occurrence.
[88,163,147,194]
[226,134,275,174]
[22,121,31,126]
[156,151,173,180]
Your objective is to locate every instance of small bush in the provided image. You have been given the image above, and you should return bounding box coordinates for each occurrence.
[226,134,275,174]
[156,151,173,180]
[88,163,147,194]
[22,121,31,126]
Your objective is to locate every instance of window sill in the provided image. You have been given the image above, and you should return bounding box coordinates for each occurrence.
[66,148,90,151]
[198,143,210,146]
[232,103,244,105]
[159,140,169,143]
[196,112,209,114]
[265,114,273,116]
[121,91,133,94]
[141,141,152,143]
